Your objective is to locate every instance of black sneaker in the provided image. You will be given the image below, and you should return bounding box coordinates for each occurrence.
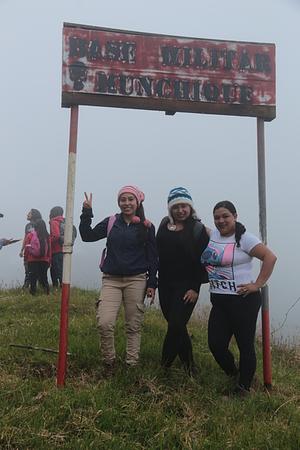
[184,363,199,378]
[231,384,251,397]
[226,367,239,378]
[222,383,250,398]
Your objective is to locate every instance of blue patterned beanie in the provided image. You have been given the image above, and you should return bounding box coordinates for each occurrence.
[167,187,194,223]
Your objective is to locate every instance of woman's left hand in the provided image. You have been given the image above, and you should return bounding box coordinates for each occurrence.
[183,289,198,303]
[237,283,260,297]
[146,288,156,304]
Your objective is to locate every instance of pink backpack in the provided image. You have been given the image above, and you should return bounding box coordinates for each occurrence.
[27,230,41,257]
[99,215,116,269]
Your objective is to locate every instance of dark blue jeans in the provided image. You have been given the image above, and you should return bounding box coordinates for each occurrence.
[208,291,262,389]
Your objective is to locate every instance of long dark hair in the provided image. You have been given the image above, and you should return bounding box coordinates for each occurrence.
[30,209,42,223]
[213,200,246,247]
[34,219,49,256]
[135,203,149,243]
[50,206,63,219]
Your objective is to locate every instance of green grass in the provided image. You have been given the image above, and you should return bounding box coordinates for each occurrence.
[0,288,299,449]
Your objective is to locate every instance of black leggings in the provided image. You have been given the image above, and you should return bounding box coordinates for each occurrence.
[159,282,199,370]
[208,292,262,389]
[28,261,50,295]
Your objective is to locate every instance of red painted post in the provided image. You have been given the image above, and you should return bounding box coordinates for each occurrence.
[257,118,272,388]
[57,105,79,387]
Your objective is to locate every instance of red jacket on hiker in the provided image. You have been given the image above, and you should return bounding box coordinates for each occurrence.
[49,215,64,255]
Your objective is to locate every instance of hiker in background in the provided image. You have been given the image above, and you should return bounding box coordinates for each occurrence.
[201,200,277,395]
[0,213,20,250]
[49,206,64,289]
[0,238,12,250]
[25,219,51,295]
[19,209,42,288]
[79,186,158,376]
[0,238,20,250]
[156,187,209,377]
[0,212,10,249]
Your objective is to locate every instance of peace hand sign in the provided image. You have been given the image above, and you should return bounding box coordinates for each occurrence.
[83,192,93,209]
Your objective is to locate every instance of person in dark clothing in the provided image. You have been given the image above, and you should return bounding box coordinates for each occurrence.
[19,209,42,288]
[201,200,277,395]
[79,185,158,374]
[156,187,209,376]
[0,213,18,250]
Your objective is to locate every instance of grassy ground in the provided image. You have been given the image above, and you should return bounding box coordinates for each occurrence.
[0,288,299,450]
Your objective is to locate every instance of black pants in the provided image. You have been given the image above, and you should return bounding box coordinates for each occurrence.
[208,292,262,389]
[28,261,50,295]
[23,260,30,288]
[159,282,199,371]
[50,252,63,287]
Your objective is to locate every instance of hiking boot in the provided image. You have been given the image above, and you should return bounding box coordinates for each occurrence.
[102,361,116,378]
[226,367,239,378]
[187,365,199,378]
[125,361,138,368]
[223,383,251,398]
[232,384,251,397]
[161,361,172,373]
[183,362,199,378]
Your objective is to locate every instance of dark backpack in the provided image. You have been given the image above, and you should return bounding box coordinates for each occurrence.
[59,219,77,246]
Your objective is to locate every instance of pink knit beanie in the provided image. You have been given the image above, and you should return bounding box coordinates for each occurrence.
[117,185,151,228]
[117,185,145,206]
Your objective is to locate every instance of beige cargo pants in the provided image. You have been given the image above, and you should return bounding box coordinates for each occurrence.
[96,273,147,366]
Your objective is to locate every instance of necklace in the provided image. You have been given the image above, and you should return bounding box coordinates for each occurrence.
[167,223,177,231]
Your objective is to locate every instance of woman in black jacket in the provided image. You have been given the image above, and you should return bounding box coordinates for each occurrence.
[156,187,209,376]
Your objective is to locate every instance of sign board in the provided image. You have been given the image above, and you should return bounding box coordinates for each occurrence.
[62,23,276,120]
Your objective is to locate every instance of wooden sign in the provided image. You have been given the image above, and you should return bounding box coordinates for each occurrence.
[62,23,276,120]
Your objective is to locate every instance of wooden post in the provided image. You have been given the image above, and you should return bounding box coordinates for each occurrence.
[257,117,272,389]
[57,105,79,387]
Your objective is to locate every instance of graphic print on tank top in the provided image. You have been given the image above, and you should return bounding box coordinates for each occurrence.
[201,240,238,293]
[201,241,235,280]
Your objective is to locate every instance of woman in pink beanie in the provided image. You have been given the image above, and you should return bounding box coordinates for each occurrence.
[79,185,158,376]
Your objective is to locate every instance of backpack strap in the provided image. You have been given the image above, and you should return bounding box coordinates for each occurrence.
[158,216,169,231]
[193,220,204,241]
[99,215,117,270]
[107,214,117,236]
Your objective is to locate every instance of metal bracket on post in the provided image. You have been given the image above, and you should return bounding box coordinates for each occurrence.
[257,117,272,389]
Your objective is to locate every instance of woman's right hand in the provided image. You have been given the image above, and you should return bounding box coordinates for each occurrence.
[183,289,198,303]
[83,192,93,209]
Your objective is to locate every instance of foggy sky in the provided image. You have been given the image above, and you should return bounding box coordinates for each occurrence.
[1,0,300,339]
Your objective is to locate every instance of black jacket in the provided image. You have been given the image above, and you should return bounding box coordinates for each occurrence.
[156,217,209,292]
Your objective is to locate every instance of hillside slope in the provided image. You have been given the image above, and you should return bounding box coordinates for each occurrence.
[0,288,299,449]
